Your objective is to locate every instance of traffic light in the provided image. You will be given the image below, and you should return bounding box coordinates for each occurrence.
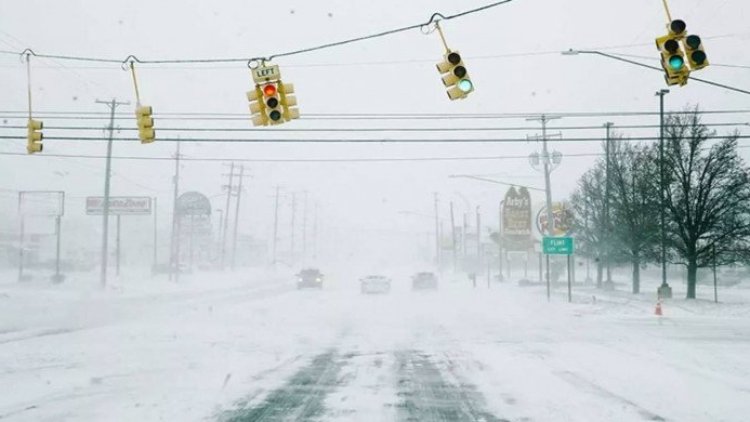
[135,106,155,143]
[278,82,300,121]
[247,81,300,126]
[437,50,474,100]
[26,119,43,154]
[656,19,691,86]
[685,34,708,71]
[261,82,283,124]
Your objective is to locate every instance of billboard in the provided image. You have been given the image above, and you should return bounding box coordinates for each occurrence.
[502,187,532,237]
[86,196,152,215]
[176,192,211,216]
[19,191,65,217]
[536,202,574,237]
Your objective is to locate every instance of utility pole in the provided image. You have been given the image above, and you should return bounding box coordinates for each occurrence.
[169,139,181,282]
[450,201,457,272]
[604,122,614,286]
[656,89,672,298]
[434,193,440,266]
[528,114,562,302]
[95,98,129,287]
[231,165,244,271]
[221,162,235,271]
[272,186,280,266]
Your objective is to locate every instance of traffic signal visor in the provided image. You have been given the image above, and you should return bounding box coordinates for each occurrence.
[26,119,43,154]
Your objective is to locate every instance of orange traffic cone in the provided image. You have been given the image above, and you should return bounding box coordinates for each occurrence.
[655,300,663,316]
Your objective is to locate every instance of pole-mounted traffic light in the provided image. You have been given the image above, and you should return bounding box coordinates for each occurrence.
[136,105,155,143]
[437,50,474,100]
[656,19,689,86]
[26,119,43,154]
[248,63,300,126]
[685,34,708,71]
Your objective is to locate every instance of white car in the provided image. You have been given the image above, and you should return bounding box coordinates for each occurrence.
[360,275,392,294]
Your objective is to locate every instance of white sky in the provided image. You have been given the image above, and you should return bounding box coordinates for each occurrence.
[1,0,749,262]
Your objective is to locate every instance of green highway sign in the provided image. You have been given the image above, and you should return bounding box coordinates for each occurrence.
[543,236,574,255]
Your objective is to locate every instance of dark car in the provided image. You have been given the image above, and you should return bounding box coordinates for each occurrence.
[296,268,324,289]
[411,272,438,291]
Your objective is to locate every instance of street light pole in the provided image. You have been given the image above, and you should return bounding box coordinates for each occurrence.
[604,122,614,286]
[656,89,672,298]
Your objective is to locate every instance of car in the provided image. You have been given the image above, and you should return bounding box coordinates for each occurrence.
[296,268,324,289]
[360,275,391,294]
[411,272,438,291]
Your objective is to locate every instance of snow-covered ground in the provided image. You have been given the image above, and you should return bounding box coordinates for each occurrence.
[1,268,749,421]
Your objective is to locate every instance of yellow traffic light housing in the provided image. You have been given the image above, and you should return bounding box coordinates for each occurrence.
[248,63,300,126]
[656,20,689,86]
[26,119,43,154]
[135,105,155,143]
[685,34,708,71]
[437,50,474,100]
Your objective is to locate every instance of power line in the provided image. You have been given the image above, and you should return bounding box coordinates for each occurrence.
[1,122,748,132]
[2,135,749,143]
[0,0,516,65]
[0,150,602,162]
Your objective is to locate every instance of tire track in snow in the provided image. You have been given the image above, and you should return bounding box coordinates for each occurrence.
[555,370,667,421]
[219,350,347,422]
[394,350,508,422]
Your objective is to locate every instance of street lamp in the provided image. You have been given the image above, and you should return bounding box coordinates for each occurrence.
[656,89,672,299]
[562,49,750,95]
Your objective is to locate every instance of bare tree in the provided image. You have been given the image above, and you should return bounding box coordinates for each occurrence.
[570,159,608,288]
[609,140,661,294]
[663,110,750,299]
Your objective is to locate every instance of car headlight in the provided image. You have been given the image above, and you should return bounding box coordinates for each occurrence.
[316,278,321,282]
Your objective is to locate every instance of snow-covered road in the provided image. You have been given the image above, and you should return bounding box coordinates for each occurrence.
[1,272,749,421]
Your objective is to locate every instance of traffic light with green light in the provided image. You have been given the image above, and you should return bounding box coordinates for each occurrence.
[437,50,474,100]
[26,119,43,154]
[656,19,689,86]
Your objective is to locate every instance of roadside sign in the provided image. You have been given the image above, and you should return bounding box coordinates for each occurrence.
[252,64,281,84]
[543,236,574,255]
[86,196,152,215]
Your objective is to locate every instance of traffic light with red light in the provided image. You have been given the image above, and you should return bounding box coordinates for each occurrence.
[136,105,155,143]
[26,119,43,154]
[437,50,474,100]
[247,63,300,126]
